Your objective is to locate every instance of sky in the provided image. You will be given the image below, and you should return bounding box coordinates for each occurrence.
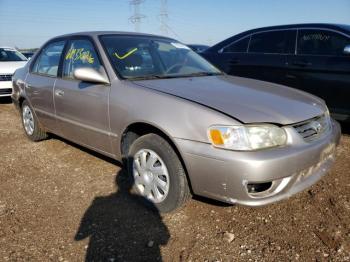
[0,0,350,48]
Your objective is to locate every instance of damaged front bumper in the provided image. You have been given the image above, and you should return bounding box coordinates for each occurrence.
[175,119,341,206]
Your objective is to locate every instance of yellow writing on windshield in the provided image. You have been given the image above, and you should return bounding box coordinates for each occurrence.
[65,48,94,64]
[114,48,138,59]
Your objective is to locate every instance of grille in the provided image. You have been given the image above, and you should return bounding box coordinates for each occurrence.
[0,88,12,95]
[0,74,12,81]
[293,114,330,142]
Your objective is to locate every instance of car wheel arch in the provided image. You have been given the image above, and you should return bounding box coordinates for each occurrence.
[120,122,194,194]
[18,97,46,132]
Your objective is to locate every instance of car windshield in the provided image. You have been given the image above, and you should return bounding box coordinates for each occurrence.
[100,35,221,80]
[0,48,27,61]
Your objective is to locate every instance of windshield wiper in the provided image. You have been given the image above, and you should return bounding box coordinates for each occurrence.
[163,72,223,79]
[128,72,222,81]
[128,74,184,80]
[127,75,165,80]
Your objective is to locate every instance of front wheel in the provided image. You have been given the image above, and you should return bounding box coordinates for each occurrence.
[127,133,191,213]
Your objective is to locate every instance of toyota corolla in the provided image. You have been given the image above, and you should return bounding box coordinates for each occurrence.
[12,32,341,213]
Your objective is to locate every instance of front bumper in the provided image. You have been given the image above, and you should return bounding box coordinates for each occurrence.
[175,119,341,206]
[0,81,12,97]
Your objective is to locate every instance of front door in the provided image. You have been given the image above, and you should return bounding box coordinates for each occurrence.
[54,38,112,154]
[205,35,251,78]
[244,30,297,86]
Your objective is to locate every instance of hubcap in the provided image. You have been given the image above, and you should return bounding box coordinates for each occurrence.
[22,105,34,135]
[133,149,170,203]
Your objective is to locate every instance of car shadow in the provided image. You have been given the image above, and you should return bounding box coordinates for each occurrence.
[340,121,350,136]
[0,97,12,104]
[52,134,234,210]
[74,160,170,262]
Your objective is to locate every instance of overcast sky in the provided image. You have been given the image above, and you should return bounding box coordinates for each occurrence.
[1,0,350,48]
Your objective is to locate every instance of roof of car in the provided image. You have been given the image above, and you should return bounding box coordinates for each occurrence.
[245,23,350,32]
[207,23,350,51]
[52,31,174,40]
[0,46,17,49]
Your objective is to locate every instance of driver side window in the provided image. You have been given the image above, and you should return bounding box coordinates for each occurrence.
[62,39,102,79]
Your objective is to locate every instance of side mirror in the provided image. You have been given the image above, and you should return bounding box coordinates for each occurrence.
[343,45,350,55]
[73,67,110,85]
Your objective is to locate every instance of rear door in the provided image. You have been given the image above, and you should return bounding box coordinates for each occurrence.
[54,37,112,154]
[26,40,66,131]
[288,29,350,118]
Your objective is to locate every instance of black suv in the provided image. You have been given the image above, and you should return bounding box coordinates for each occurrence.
[203,24,350,121]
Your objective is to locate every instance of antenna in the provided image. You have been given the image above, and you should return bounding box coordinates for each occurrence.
[159,0,168,36]
[129,0,146,32]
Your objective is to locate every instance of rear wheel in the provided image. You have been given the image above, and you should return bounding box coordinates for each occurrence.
[127,133,191,213]
[21,101,47,141]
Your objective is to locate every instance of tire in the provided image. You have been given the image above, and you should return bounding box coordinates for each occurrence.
[21,100,48,141]
[127,133,191,213]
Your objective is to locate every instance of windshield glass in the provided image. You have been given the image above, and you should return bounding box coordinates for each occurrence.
[0,48,27,61]
[100,35,221,80]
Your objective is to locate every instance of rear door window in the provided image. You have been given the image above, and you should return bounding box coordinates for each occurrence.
[248,30,296,54]
[62,39,102,79]
[32,41,66,77]
[297,29,350,56]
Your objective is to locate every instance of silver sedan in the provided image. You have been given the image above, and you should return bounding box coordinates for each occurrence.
[12,31,341,212]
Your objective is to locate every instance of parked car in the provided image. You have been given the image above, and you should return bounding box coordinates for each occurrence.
[202,23,350,122]
[187,44,210,53]
[12,32,340,213]
[0,47,27,97]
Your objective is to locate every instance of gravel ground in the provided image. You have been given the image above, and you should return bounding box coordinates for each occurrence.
[0,98,350,261]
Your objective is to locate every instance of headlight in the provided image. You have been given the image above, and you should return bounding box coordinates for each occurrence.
[208,124,287,151]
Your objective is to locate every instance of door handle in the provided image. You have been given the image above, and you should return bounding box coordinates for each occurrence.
[55,89,64,97]
[286,74,296,79]
[229,59,240,65]
[25,83,33,89]
[292,61,312,67]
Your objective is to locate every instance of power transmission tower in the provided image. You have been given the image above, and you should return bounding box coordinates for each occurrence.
[129,0,146,32]
[159,0,168,36]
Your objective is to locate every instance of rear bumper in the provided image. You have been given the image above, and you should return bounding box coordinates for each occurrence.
[0,81,12,97]
[175,119,341,206]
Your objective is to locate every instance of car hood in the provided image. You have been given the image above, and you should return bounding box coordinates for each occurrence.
[132,75,326,125]
[0,61,27,74]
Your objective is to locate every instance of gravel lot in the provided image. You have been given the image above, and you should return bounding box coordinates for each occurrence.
[1,98,350,261]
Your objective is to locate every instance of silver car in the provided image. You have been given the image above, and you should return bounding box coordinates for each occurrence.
[12,32,341,213]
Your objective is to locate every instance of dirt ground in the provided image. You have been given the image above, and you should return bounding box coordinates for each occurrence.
[0,98,349,262]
